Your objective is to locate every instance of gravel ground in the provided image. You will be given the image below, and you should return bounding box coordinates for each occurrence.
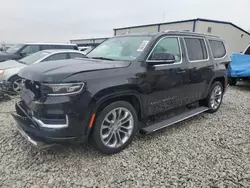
[1,83,250,187]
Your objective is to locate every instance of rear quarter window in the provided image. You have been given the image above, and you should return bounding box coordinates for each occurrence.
[209,40,226,59]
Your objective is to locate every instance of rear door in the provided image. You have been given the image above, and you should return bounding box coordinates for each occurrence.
[184,37,214,101]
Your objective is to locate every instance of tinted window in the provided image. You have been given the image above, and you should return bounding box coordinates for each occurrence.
[56,45,75,50]
[45,53,68,61]
[209,40,226,58]
[69,53,85,59]
[20,45,40,56]
[40,45,77,50]
[185,38,208,61]
[150,37,181,62]
[40,45,55,50]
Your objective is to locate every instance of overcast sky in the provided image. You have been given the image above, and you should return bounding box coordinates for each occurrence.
[0,0,249,43]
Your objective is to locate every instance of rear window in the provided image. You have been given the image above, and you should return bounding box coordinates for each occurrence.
[209,40,226,58]
[184,38,208,61]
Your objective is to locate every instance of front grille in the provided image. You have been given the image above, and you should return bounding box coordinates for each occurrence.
[23,80,42,100]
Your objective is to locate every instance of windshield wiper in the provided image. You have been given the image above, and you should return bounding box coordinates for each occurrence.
[91,57,114,61]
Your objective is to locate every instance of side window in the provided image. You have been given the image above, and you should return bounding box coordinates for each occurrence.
[69,53,85,59]
[56,45,74,50]
[40,45,54,50]
[149,37,181,62]
[209,40,226,58]
[184,38,208,61]
[44,53,68,61]
[20,45,40,56]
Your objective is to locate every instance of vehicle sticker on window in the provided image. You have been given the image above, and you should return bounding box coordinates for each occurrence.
[137,41,149,52]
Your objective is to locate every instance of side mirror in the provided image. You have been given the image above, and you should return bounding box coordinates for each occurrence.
[149,52,176,64]
[19,52,26,57]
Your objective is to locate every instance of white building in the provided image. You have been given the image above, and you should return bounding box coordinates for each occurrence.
[70,37,109,47]
[114,18,250,54]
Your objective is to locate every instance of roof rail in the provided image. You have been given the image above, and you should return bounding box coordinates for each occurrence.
[164,30,220,38]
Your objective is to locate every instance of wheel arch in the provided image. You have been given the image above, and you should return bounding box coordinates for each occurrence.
[93,91,145,119]
[85,91,145,138]
[7,74,20,82]
[211,76,226,91]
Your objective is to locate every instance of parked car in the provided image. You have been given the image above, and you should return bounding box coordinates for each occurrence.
[0,43,79,62]
[79,46,94,55]
[228,45,250,85]
[11,31,229,154]
[0,49,86,93]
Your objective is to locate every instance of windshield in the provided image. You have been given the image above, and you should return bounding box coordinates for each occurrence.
[87,36,152,61]
[6,44,24,54]
[19,51,51,65]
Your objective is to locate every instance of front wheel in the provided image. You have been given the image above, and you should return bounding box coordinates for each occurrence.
[9,75,23,94]
[91,101,138,154]
[203,81,224,113]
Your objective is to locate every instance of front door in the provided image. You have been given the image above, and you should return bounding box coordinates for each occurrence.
[144,36,189,116]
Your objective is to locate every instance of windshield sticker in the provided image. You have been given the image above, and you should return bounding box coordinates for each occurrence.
[137,41,149,52]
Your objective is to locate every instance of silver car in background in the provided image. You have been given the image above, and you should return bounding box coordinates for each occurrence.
[0,49,86,93]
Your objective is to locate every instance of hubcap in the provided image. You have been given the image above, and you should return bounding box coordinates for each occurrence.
[12,79,23,93]
[100,107,134,148]
[210,85,222,110]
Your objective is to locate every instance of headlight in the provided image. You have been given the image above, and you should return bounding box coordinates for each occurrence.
[42,82,84,96]
[0,70,5,76]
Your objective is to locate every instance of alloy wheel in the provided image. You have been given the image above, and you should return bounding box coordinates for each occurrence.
[100,107,134,148]
[12,79,23,93]
[210,85,223,110]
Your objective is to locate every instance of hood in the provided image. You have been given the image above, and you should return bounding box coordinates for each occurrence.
[0,60,26,69]
[0,52,17,62]
[18,58,131,82]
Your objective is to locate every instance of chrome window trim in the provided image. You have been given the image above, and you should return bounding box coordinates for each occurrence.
[146,36,183,66]
[183,37,210,63]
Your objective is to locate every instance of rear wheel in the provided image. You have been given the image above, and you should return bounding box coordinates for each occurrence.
[91,101,138,154]
[203,81,224,113]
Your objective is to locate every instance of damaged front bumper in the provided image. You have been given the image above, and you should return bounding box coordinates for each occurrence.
[11,101,88,148]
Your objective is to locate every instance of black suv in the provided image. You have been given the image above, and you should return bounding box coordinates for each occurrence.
[12,31,230,154]
[0,43,79,62]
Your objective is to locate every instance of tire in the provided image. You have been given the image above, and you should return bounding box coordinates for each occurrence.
[91,101,138,155]
[9,75,23,94]
[203,81,224,113]
[229,77,237,86]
